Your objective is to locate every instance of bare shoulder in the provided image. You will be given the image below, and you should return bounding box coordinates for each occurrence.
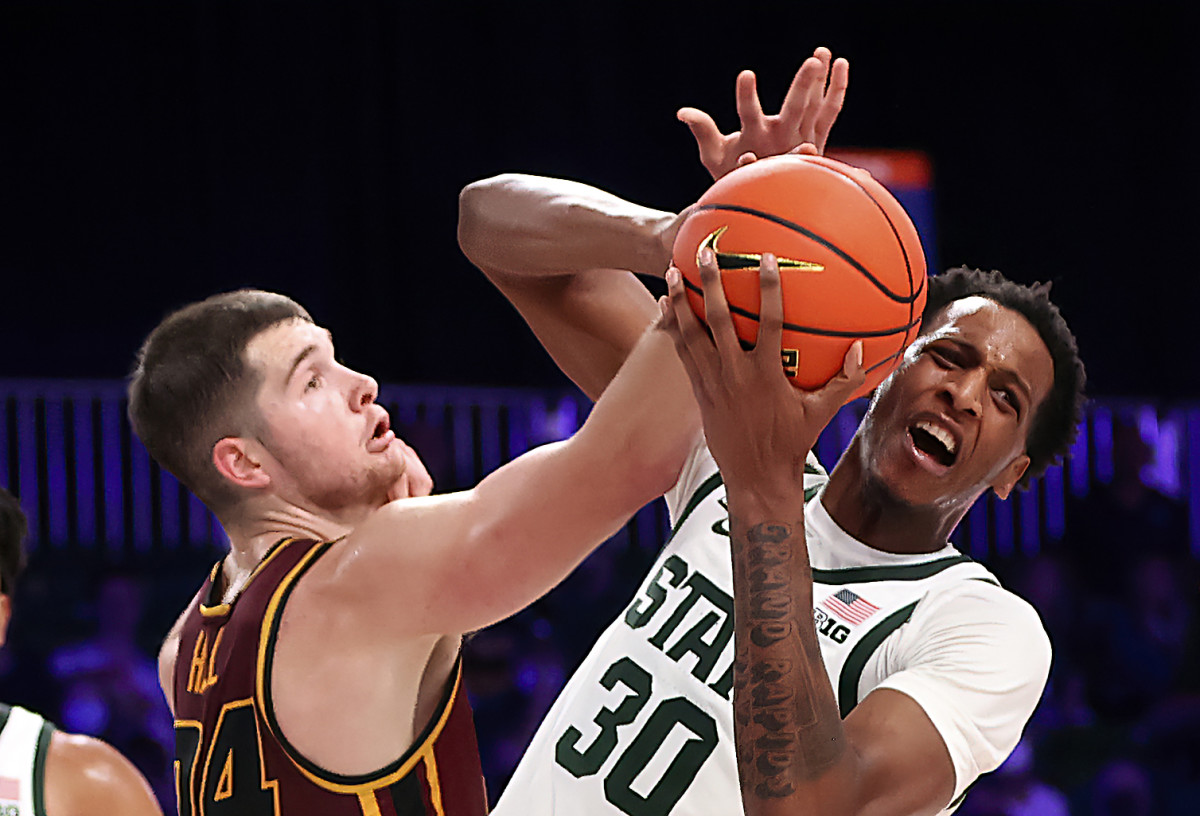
[44,731,163,816]
[157,632,179,713]
[302,494,473,613]
[158,595,199,716]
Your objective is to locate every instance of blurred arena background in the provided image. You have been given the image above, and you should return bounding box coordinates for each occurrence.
[3,3,1198,813]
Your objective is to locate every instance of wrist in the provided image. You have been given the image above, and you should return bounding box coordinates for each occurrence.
[641,210,682,278]
[724,478,808,522]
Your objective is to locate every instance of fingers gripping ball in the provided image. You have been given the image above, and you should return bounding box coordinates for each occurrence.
[672,154,927,400]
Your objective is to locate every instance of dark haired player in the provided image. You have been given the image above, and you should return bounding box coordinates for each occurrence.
[132,282,699,812]
[459,48,1085,815]
[0,487,163,816]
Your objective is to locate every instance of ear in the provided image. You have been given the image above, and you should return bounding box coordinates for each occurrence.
[0,594,11,647]
[991,454,1030,501]
[212,437,271,491]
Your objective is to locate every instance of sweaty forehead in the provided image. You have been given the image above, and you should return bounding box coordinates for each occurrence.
[928,296,1026,346]
[243,319,331,375]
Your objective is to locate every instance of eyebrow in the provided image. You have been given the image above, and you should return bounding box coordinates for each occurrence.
[285,344,319,385]
[283,329,335,385]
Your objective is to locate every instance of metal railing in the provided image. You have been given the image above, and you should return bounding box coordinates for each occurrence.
[2,379,1196,561]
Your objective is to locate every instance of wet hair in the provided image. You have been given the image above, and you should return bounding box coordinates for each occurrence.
[923,267,1087,486]
[0,487,27,596]
[128,289,312,512]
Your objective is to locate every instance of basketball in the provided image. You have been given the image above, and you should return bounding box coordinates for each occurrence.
[672,154,927,400]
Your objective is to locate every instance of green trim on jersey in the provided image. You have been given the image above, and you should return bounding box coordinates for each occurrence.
[670,473,723,538]
[670,459,824,540]
[948,780,976,811]
[814,554,975,585]
[838,601,920,718]
[33,718,55,816]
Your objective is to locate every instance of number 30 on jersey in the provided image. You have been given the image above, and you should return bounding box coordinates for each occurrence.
[555,657,717,816]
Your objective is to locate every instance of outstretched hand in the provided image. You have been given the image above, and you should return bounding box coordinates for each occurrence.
[678,47,849,180]
[659,251,864,499]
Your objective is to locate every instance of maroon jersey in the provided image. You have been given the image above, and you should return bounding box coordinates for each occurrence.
[173,538,488,815]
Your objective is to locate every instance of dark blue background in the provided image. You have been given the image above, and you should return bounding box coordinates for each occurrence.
[3,2,1196,397]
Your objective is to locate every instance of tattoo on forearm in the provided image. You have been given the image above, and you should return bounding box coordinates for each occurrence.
[733,519,845,802]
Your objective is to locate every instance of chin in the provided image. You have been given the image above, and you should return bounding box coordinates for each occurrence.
[859,441,943,511]
[860,464,921,510]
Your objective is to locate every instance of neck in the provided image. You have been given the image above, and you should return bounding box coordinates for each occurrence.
[219,498,373,573]
[822,439,972,555]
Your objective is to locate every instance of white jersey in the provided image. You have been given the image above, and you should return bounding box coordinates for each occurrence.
[496,442,1051,816]
[0,704,55,816]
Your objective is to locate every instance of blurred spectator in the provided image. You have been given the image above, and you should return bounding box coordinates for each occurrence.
[1066,418,1187,598]
[959,739,1070,816]
[1079,556,1194,722]
[48,573,173,805]
[464,621,568,802]
[1090,759,1154,816]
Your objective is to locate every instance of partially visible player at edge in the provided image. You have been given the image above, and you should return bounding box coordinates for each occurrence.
[458,47,1086,815]
[130,221,702,808]
[0,487,163,816]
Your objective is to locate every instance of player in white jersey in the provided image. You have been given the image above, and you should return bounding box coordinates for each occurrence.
[0,487,163,816]
[458,47,1086,816]
[660,252,1079,814]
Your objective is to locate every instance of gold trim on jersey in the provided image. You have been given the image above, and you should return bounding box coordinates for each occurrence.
[254,538,465,795]
[200,538,299,618]
[357,791,384,816]
[425,750,445,816]
[174,718,203,816]
[196,699,282,815]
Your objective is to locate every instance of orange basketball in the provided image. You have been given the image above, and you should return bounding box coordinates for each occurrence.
[672,154,927,401]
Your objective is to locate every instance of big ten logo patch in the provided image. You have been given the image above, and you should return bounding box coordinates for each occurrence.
[814,607,849,643]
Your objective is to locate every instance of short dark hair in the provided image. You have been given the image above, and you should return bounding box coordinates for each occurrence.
[128,290,312,511]
[922,267,1087,487]
[0,487,28,596]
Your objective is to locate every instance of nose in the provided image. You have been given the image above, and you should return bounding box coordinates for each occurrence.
[942,369,984,417]
[350,372,379,410]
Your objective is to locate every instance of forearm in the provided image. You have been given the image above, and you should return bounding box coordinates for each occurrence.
[728,492,858,815]
[457,173,676,280]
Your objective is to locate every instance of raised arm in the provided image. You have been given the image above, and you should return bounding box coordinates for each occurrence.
[457,49,850,401]
[458,174,675,400]
[44,731,164,816]
[333,301,701,636]
[662,256,957,816]
[678,47,849,180]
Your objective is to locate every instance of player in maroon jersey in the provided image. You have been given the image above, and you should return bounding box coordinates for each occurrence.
[129,49,852,815]
[129,286,699,814]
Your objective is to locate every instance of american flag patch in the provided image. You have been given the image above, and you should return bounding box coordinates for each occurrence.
[821,588,880,625]
[0,775,19,800]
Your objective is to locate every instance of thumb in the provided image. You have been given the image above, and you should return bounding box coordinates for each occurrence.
[820,341,867,404]
[678,107,722,162]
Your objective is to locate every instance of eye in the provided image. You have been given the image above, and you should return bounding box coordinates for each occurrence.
[929,348,958,369]
[305,373,322,391]
[993,387,1019,414]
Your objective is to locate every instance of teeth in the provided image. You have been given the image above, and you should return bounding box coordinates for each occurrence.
[915,420,957,455]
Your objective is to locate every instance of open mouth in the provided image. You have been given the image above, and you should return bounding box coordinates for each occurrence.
[366,412,394,451]
[909,420,958,468]
[371,415,390,440]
